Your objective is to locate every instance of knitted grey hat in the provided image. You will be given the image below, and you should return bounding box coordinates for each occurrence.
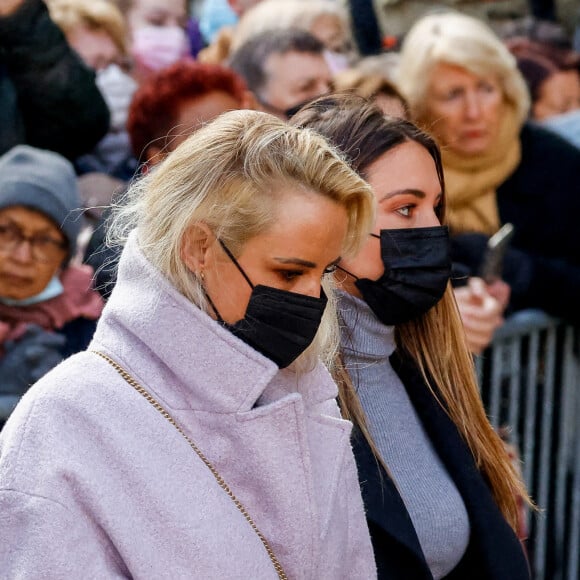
[0,145,82,257]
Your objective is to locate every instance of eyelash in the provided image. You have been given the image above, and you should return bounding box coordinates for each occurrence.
[277,264,337,282]
[394,203,444,219]
[278,269,303,282]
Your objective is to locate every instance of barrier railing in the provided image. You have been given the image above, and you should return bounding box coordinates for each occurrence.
[475,310,580,580]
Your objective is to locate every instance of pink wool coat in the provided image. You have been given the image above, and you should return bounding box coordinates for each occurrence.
[0,232,376,579]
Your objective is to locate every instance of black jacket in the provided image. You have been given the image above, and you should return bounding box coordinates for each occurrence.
[352,352,530,579]
[451,123,580,322]
[0,0,109,160]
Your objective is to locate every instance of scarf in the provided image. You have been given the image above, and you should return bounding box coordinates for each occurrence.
[0,265,103,352]
[441,104,522,236]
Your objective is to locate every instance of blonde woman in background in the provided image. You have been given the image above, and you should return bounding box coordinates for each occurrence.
[395,11,580,324]
[0,110,377,578]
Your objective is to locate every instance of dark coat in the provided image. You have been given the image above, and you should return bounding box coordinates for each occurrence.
[352,351,531,580]
[451,123,580,322]
[0,0,109,160]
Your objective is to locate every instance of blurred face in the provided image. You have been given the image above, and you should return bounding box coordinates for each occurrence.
[337,141,442,296]
[0,206,67,300]
[152,91,244,160]
[259,51,332,118]
[67,26,121,71]
[421,62,505,157]
[533,70,580,120]
[183,187,347,324]
[127,0,187,30]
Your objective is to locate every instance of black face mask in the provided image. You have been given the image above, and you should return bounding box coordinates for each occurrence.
[205,240,328,368]
[339,226,451,326]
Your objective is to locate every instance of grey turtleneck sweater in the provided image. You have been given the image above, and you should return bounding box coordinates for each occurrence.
[339,291,470,580]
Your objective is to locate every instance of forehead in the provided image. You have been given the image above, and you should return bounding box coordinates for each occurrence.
[429,62,498,87]
[365,141,440,193]
[264,51,330,85]
[251,187,348,257]
[129,0,186,19]
[170,92,242,148]
[0,205,62,233]
[68,26,120,69]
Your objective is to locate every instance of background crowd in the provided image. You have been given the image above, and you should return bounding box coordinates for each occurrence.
[0,0,579,576]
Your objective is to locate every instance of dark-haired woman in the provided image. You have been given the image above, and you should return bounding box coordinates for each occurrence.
[293,94,531,580]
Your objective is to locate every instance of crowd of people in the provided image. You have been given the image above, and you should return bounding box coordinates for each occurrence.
[1,0,579,577]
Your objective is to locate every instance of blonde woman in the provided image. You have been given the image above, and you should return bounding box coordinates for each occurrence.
[0,110,377,578]
[293,94,531,579]
[395,11,580,324]
[48,0,138,177]
[47,0,128,71]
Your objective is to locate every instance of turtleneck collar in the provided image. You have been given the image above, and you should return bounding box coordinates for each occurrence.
[338,290,396,360]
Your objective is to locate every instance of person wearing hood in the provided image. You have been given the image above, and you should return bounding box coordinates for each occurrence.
[0,146,103,424]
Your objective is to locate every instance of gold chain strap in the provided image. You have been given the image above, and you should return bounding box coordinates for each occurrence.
[92,351,288,580]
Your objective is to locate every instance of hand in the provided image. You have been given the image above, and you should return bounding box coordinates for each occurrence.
[486,278,511,310]
[0,324,65,395]
[454,277,507,354]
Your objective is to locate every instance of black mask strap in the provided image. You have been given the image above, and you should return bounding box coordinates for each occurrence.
[200,284,225,323]
[218,239,255,290]
[336,264,360,281]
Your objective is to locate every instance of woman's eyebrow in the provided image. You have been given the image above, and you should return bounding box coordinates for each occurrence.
[273,257,317,268]
[379,188,426,203]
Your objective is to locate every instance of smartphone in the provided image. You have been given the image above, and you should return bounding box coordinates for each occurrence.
[479,223,515,283]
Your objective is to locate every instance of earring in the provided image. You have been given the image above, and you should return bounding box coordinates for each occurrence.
[198,270,205,282]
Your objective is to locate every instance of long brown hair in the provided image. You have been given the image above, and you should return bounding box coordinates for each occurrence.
[291,93,531,531]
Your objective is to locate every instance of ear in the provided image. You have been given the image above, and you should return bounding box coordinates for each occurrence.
[180,222,214,274]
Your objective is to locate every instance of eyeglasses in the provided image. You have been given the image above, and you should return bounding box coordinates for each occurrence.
[0,222,67,263]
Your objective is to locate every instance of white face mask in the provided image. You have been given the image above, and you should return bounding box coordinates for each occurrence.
[131,25,190,76]
[96,64,138,131]
[0,274,64,306]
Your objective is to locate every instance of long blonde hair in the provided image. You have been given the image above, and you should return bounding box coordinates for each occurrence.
[292,94,531,530]
[109,109,375,371]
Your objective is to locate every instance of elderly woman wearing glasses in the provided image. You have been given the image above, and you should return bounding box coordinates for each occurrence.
[0,145,103,424]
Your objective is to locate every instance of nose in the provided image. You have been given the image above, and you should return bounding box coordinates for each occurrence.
[464,91,482,120]
[416,208,441,229]
[11,239,34,263]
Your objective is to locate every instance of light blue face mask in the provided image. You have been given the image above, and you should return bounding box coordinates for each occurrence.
[0,274,64,306]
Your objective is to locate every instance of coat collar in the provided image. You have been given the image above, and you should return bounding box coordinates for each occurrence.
[91,231,338,413]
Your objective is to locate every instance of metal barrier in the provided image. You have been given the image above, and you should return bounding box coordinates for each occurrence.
[475,310,580,580]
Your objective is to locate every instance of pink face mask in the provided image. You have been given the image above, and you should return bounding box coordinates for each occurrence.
[131,25,190,75]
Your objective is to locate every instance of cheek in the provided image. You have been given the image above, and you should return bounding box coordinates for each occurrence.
[204,263,253,324]
[424,104,460,143]
[340,238,384,281]
[0,265,58,300]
